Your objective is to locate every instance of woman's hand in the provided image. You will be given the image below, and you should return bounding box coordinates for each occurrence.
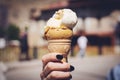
[40,53,74,80]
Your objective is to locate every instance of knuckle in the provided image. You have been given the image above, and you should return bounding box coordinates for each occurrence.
[46,62,53,70]
[41,56,46,63]
[49,71,57,79]
[67,72,72,78]
[40,72,44,80]
[40,73,42,77]
[68,72,71,77]
[64,63,70,70]
[68,73,72,79]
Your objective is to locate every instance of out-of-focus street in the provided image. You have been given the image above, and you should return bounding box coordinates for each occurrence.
[0,0,120,80]
[5,54,120,80]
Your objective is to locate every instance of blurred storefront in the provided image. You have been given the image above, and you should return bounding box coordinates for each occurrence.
[0,0,120,61]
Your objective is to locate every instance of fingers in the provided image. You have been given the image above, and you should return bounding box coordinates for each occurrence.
[42,53,63,67]
[41,53,75,80]
[43,62,73,77]
[40,71,72,80]
[41,61,74,79]
[45,71,72,80]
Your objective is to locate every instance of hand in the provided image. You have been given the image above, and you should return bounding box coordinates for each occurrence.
[40,53,74,80]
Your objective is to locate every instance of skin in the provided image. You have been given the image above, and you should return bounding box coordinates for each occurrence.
[40,53,73,80]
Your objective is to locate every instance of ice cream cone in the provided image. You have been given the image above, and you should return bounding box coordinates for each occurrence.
[48,39,71,62]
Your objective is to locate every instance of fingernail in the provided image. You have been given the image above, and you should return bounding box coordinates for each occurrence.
[70,65,75,71]
[56,54,63,60]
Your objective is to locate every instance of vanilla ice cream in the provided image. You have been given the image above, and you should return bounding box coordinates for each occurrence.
[46,9,77,29]
[44,9,78,40]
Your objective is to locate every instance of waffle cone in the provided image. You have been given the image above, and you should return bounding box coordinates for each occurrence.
[48,39,71,62]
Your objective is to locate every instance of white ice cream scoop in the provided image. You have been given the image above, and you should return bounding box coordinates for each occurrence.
[46,9,78,29]
[61,9,78,29]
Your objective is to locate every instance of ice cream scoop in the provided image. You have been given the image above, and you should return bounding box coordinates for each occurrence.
[44,9,78,62]
[46,9,77,29]
[44,9,77,40]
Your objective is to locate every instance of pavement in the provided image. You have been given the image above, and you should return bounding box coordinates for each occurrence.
[5,54,120,80]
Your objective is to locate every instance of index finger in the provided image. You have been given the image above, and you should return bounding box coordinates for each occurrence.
[42,53,63,67]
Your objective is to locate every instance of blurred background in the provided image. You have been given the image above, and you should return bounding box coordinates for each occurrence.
[0,0,120,80]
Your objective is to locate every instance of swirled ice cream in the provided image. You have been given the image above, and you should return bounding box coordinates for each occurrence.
[44,9,78,40]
